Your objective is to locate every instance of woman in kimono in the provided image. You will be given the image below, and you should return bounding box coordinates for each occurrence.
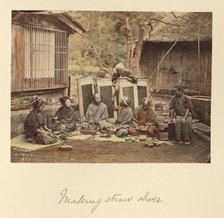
[54,96,76,131]
[24,97,58,144]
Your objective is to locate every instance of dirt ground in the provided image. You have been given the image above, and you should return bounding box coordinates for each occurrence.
[11,132,210,163]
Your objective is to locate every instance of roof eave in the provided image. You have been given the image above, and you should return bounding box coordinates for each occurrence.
[12,11,86,36]
[54,13,86,36]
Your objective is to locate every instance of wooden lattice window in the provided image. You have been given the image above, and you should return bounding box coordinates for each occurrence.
[24,26,68,90]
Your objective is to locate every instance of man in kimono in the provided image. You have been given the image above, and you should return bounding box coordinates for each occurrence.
[86,93,109,122]
[111,63,137,101]
[129,97,159,137]
[82,93,109,130]
[169,84,193,144]
[114,96,133,137]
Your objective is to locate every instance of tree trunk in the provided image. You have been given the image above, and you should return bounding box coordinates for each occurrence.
[125,17,133,69]
[131,17,145,78]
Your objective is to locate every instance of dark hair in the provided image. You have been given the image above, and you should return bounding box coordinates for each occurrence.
[59,96,70,105]
[32,97,45,109]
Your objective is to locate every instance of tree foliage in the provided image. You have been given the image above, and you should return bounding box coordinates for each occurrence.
[68,11,212,75]
[68,11,128,69]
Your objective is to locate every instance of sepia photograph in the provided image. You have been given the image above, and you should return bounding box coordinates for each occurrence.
[2,1,224,217]
[10,10,212,163]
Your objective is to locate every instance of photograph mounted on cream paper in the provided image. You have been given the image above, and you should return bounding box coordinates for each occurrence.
[10,10,211,163]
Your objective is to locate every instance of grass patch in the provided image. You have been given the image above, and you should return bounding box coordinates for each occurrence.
[69,64,100,76]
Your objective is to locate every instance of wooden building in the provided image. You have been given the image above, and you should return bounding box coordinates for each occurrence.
[11,11,85,99]
[139,15,212,124]
[11,11,85,136]
[140,26,212,96]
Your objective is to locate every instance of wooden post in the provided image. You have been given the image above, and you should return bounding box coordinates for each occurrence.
[204,53,208,96]
[16,25,25,91]
[156,54,160,91]
[11,25,17,92]
[67,75,71,97]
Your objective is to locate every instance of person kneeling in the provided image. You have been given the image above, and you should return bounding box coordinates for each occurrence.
[53,96,77,132]
[82,93,109,131]
[129,97,159,138]
[24,97,58,145]
[114,96,133,138]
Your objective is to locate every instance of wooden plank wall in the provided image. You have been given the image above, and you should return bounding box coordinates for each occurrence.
[11,24,25,92]
[140,41,212,96]
[11,25,17,91]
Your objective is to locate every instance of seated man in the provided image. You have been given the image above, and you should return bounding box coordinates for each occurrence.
[53,96,76,132]
[129,97,159,137]
[82,93,109,130]
[24,97,58,145]
[112,63,137,101]
[169,84,193,145]
[113,96,133,137]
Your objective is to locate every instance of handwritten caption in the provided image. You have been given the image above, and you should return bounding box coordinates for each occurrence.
[58,188,164,213]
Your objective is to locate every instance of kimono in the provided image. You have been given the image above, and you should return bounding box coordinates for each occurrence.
[112,69,137,84]
[82,102,109,130]
[24,110,57,144]
[134,105,157,125]
[115,106,133,137]
[116,106,133,125]
[55,106,76,131]
[86,102,109,121]
[111,69,137,101]
[169,94,193,142]
[129,105,159,137]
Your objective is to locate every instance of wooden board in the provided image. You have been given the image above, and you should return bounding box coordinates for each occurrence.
[11,25,25,92]
[99,85,114,118]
